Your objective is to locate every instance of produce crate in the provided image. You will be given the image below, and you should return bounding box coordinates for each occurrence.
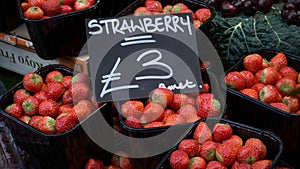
[0,64,113,169]
[225,49,300,168]
[156,118,283,169]
[16,0,103,60]
[0,0,23,32]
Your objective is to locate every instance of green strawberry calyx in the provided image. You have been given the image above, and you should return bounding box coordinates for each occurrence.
[212,99,221,110]
[31,74,42,84]
[215,152,223,163]
[5,104,14,111]
[172,6,182,13]
[245,156,256,164]
[206,148,215,160]
[23,101,33,113]
[260,71,266,83]
[280,83,292,93]
[54,74,63,82]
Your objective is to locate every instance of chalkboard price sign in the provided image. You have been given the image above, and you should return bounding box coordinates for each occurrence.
[86,13,203,102]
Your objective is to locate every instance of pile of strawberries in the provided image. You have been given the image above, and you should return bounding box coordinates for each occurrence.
[168,122,274,169]
[133,1,212,29]
[84,154,134,169]
[225,52,300,114]
[4,70,98,134]
[120,84,221,129]
[20,0,96,20]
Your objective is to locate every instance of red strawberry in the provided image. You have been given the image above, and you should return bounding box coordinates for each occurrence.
[244,138,267,160]
[13,89,30,105]
[177,104,199,123]
[5,103,23,118]
[222,135,243,150]
[259,85,280,103]
[28,115,43,128]
[279,66,298,82]
[193,122,212,144]
[199,141,218,161]
[270,52,287,71]
[145,0,162,12]
[28,0,45,8]
[255,70,263,83]
[282,96,299,113]
[143,121,164,128]
[231,161,251,169]
[252,83,265,93]
[270,103,290,112]
[45,82,66,101]
[36,116,56,134]
[62,89,73,104]
[23,6,44,20]
[162,5,173,14]
[23,72,43,93]
[34,91,47,103]
[164,114,186,126]
[196,93,221,118]
[150,88,174,107]
[39,99,59,118]
[56,112,79,133]
[240,71,257,88]
[181,9,195,19]
[243,54,263,73]
[61,76,72,88]
[22,96,39,116]
[262,58,270,69]
[194,20,201,29]
[74,0,95,11]
[169,150,190,169]
[195,8,212,23]
[73,99,96,120]
[251,159,273,169]
[84,158,105,169]
[41,0,61,16]
[169,94,188,111]
[261,67,280,85]
[213,123,232,142]
[133,7,151,16]
[71,72,90,84]
[240,88,259,100]
[45,70,63,84]
[21,2,31,12]
[186,96,195,106]
[178,139,199,158]
[224,71,245,90]
[188,157,206,169]
[120,100,144,118]
[237,146,260,164]
[170,3,188,13]
[143,102,164,122]
[70,82,90,103]
[206,161,227,169]
[125,116,142,128]
[59,0,76,6]
[161,109,174,123]
[19,115,31,124]
[275,78,296,96]
[41,83,47,92]
[58,104,74,115]
[215,143,238,166]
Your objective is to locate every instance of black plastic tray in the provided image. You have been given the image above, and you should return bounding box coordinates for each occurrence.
[0,0,23,32]
[0,64,113,169]
[156,118,283,169]
[225,49,300,168]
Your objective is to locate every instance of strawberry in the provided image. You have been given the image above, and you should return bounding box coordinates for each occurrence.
[270,103,290,112]
[169,150,190,169]
[193,122,212,144]
[13,89,30,105]
[70,82,90,103]
[169,94,188,111]
[188,157,206,169]
[279,66,298,82]
[162,5,173,14]
[61,76,72,88]
[22,96,39,116]
[120,100,144,118]
[252,83,265,93]
[206,161,227,169]
[45,82,66,101]
[34,91,47,103]
[145,0,162,12]
[222,135,243,150]
[21,2,31,12]
[244,138,267,160]
[62,89,73,104]
[5,103,23,118]
[84,159,105,169]
[38,99,59,118]
[59,0,76,6]
[178,139,199,158]
[72,72,90,84]
[275,78,296,96]
[270,52,287,71]
[23,72,43,92]
[215,143,238,166]
[133,7,152,16]
[240,88,259,99]
[170,3,189,13]
[58,104,74,115]
[164,114,186,126]
[181,9,195,19]
[231,161,251,169]
[61,5,73,14]
[282,96,299,113]
[259,85,280,103]
[36,116,56,134]
[161,109,174,122]
[125,116,142,128]
[45,70,63,84]
[194,19,201,29]
[73,99,96,120]
[41,0,61,17]
[251,159,272,169]
[28,115,43,128]
[143,102,164,122]
[150,88,174,107]
[213,123,232,143]
[240,71,257,88]
[224,71,245,90]
[255,70,263,83]
[262,58,270,69]
[143,121,164,128]
[177,104,199,123]
[199,141,218,161]
[28,0,45,8]
[19,115,31,124]
[74,0,95,11]
[196,93,221,118]
[243,53,263,73]
[186,96,195,106]
[237,146,260,164]
[261,67,280,85]
[41,83,47,92]
[195,8,212,23]
[56,112,79,133]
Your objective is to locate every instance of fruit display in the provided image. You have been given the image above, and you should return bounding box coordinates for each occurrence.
[225,51,300,114]
[20,0,97,19]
